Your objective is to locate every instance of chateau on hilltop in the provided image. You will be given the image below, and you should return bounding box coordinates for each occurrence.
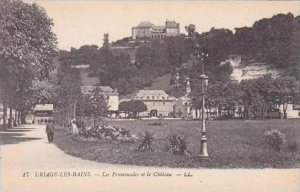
[131,20,180,39]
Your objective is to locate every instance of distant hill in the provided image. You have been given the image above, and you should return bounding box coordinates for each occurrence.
[144,74,172,91]
[110,46,138,64]
[58,13,300,98]
[79,68,99,86]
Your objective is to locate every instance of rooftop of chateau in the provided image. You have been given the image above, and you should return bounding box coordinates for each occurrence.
[133,20,179,28]
[134,90,175,101]
[136,21,154,28]
[81,86,118,96]
[152,25,165,30]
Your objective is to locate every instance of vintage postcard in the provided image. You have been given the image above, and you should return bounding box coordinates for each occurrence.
[0,0,300,192]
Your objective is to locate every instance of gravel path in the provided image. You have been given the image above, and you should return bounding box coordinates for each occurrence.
[0,124,298,192]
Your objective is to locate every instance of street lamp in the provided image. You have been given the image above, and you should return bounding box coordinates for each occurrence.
[199,73,209,159]
[198,52,209,159]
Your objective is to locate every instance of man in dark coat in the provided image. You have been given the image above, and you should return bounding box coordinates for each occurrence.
[46,119,55,143]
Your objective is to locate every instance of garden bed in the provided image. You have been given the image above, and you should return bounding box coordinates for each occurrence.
[54,119,300,168]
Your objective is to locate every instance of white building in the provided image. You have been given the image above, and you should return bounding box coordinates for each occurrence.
[132,20,180,39]
[81,86,119,116]
[133,90,175,117]
[33,104,54,124]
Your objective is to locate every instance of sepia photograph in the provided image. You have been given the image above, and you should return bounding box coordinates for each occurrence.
[0,0,300,191]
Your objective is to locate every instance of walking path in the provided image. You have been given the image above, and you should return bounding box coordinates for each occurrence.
[0,124,298,192]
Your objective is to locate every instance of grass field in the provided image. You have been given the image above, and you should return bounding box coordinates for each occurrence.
[54,119,300,168]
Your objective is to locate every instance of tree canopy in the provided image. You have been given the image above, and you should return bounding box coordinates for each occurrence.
[0,0,57,126]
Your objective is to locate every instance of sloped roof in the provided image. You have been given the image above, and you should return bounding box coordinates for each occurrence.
[134,90,175,101]
[81,86,118,96]
[152,25,165,30]
[34,104,54,111]
[137,21,154,28]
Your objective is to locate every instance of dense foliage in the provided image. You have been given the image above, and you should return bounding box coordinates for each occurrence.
[59,13,299,98]
[191,75,298,119]
[119,100,147,118]
[77,124,137,143]
[0,0,57,126]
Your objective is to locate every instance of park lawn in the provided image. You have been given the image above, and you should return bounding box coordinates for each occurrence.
[54,119,300,168]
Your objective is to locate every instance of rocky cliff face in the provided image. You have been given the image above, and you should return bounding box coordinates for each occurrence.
[225,55,279,82]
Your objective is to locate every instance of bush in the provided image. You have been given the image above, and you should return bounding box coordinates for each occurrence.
[138,131,155,152]
[287,140,299,153]
[263,129,287,151]
[78,125,138,143]
[166,134,191,156]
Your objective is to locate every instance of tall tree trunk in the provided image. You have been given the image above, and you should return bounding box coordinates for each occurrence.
[17,110,21,125]
[283,104,288,119]
[14,108,17,126]
[3,102,7,127]
[9,107,12,128]
[245,107,248,119]
[218,107,222,117]
[20,110,25,124]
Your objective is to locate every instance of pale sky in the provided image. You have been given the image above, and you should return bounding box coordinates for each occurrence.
[25,1,300,50]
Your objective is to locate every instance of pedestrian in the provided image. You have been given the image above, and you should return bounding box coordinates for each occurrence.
[71,116,79,135]
[46,119,55,143]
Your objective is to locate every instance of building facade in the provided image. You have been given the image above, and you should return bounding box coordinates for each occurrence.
[33,104,54,124]
[81,86,119,115]
[132,20,180,39]
[133,90,175,117]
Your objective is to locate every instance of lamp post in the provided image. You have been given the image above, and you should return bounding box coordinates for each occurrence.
[198,52,209,159]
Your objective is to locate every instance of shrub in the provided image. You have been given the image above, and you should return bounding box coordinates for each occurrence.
[263,129,287,151]
[287,140,299,153]
[166,134,191,156]
[138,131,155,152]
[78,125,138,143]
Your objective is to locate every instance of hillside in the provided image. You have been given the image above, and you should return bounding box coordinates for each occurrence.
[58,13,300,98]
[80,68,99,86]
[144,74,172,91]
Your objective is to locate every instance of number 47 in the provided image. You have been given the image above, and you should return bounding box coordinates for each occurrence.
[22,172,29,177]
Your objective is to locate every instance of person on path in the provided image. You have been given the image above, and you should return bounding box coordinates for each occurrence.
[71,117,79,135]
[46,119,55,143]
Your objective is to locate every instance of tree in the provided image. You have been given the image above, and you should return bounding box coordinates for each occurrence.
[270,76,298,118]
[129,100,147,118]
[185,24,196,37]
[0,0,57,127]
[119,101,130,118]
[119,100,147,118]
[89,87,108,126]
[240,79,268,119]
[55,63,82,126]
[192,81,242,119]
[103,33,109,49]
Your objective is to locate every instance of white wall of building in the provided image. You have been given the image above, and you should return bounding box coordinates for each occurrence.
[108,95,119,111]
[286,104,300,118]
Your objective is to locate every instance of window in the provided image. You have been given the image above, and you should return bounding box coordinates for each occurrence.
[163,102,165,105]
